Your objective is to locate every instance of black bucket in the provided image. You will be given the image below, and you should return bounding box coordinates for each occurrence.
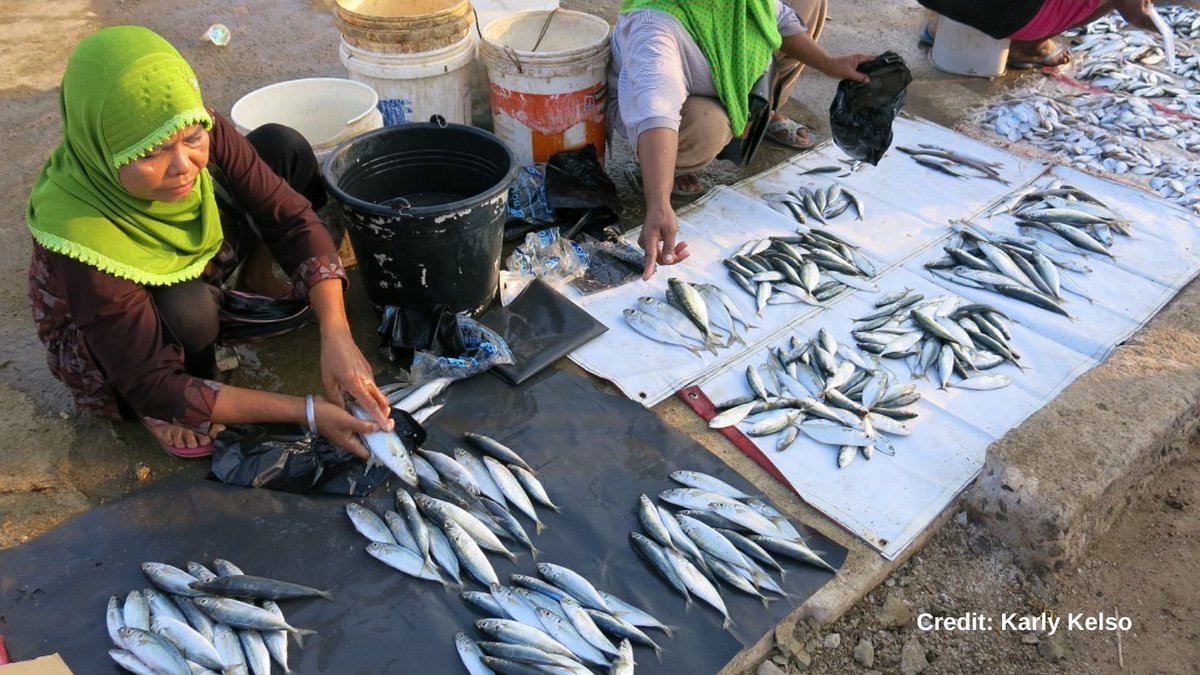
[322,121,519,316]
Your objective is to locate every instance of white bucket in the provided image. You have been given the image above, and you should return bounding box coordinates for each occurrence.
[229,78,383,160]
[930,17,1010,78]
[339,33,476,126]
[480,9,610,166]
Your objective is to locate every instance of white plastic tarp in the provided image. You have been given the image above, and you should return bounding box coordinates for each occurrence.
[566,116,1200,558]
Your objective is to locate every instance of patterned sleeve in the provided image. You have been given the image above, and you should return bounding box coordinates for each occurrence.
[206,110,347,296]
[48,251,223,434]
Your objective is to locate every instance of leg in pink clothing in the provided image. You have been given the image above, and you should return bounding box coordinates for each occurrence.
[1007,0,1112,68]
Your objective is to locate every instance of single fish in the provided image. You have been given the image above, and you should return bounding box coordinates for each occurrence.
[511,465,559,512]
[261,600,292,675]
[532,608,611,667]
[475,619,576,660]
[538,563,610,613]
[455,447,508,506]
[116,628,191,675]
[484,456,544,534]
[211,623,247,675]
[143,588,188,628]
[418,448,481,496]
[350,403,419,487]
[456,633,493,675]
[107,595,128,648]
[597,590,673,637]
[630,532,691,601]
[187,574,333,602]
[238,629,271,675]
[439,519,500,586]
[108,649,159,675]
[427,521,463,584]
[664,547,731,628]
[150,617,227,671]
[190,597,316,646]
[346,502,395,544]
[750,534,838,573]
[476,641,587,670]
[669,470,752,500]
[464,432,535,473]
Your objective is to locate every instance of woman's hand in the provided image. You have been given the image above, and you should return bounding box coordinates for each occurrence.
[819,53,875,83]
[319,329,393,431]
[639,205,690,279]
[311,396,378,459]
[1113,0,1157,31]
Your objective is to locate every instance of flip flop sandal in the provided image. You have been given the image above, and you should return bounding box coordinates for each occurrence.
[918,19,935,47]
[765,118,818,150]
[143,417,215,458]
[1007,45,1071,70]
[671,175,706,198]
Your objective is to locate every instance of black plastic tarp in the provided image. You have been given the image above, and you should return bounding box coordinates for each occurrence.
[0,369,845,673]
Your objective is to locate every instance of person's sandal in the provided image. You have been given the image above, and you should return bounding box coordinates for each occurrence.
[765,118,818,150]
[142,417,214,458]
[1007,44,1071,70]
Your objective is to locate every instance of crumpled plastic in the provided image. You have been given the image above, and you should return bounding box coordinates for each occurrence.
[505,228,590,290]
[508,163,556,223]
[216,289,313,344]
[208,406,426,496]
[829,51,913,165]
[377,305,514,385]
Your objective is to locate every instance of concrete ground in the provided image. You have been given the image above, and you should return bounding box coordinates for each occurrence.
[1,0,1197,673]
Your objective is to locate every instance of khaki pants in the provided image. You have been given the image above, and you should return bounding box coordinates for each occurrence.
[676,0,829,174]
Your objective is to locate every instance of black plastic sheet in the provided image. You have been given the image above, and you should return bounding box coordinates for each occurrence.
[829,51,913,165]
[479,279,608,385]
[217,289,313,345]
[0,370,845,673]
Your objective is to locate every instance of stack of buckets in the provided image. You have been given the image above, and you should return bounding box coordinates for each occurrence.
[336,0,476,125]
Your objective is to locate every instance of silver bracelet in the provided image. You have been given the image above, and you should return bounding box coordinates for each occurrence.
[305,394,319,436]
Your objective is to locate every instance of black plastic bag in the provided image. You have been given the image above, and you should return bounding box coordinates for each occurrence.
[217,289,313,344]
[479,278,608,384]
[829,51,913,165]
[377,304,514,383]
[208,408,426,496]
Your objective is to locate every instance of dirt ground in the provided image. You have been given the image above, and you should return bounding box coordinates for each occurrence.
[1,0,1198,673]
[763,446,1200,675]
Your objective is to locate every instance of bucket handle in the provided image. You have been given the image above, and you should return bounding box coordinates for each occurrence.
[380,196,413,216]
[500,8,560,74]
[429,114,448,128]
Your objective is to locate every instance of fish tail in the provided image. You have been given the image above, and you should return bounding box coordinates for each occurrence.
[660,625,676,639]
[534,521,545,535]
[290,628,317,649]
[318,588,336,601]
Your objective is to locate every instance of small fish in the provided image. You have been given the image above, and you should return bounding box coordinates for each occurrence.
[141,563,202,598]
[485,456,544,534]
[188,574,333,602]
[116,628,191,675]
[455,633,493,675]
[624,308,704,357]
[669,470,752,500]
[190,597,316,646]
[464,432,535,472]
[346,502,396,544]
[511,465,559,511]
[537,563,611,613]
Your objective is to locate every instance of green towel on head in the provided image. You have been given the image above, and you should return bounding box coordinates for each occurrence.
[26,25,222,286]
[621,0,782,136]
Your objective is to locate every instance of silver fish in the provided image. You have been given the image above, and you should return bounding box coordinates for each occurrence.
[346,502,395,544]
[456,633,493,675]
[464,432,535,473]
[537,563,610,613]
[350,403,419,487]
[142,563,202,598]
[116,627,190,675]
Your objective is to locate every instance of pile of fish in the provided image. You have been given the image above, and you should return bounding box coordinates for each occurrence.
[723,231,879,315]
[456,563,670,674]
[927,185,1128,319]
[761,180,866,223]
[982,90,1200,214]
[895,145,1008,184]
[631,470,836,623]
[710,328,919,468]
[851,289,1020,392]
[347,433,557,588]
[623,277,755,357]
[1070,5,1200,91]
[106,559,327,674]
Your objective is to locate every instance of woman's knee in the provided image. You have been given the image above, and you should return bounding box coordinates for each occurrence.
[152,280,221,354]
[245,123,327,209]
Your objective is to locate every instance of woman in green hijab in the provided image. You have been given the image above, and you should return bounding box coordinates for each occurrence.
[27,26,392,458]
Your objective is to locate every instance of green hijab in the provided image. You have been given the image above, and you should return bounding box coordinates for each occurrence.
[26,25,222,286]
[620,0,782,136]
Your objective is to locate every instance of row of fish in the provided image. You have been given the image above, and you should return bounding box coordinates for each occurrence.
[348,433,556,588]
[895,145,1008,184]
[983,90,1200,214]
[456,563,671,674]
[761,181,866,223]
[632,470,836,622]
[624,277,755,357]
[851,289,1020,393]
[709,327,920,468]
[107,559,327,674]
[723,231,880,314]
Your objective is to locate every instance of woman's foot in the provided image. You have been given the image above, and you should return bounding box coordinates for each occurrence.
[143,417,224,458]
[671,174,706,198]
[1008,39,1071,69]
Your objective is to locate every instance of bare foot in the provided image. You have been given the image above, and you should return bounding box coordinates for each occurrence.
[145,420,223,449]
[672,174,705,197]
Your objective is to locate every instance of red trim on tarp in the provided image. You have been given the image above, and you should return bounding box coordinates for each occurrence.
[676,385,799,496]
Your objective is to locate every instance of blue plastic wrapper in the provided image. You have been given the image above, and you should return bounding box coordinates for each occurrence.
[407,315,515,384]
[506,228,590,285]
[507,163,556,222]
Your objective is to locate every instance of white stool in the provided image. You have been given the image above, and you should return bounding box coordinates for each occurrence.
[931,17,1011,78]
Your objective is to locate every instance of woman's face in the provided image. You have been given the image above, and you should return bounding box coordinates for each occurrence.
[117,123,210,203]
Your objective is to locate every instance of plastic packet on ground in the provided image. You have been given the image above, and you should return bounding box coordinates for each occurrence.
[508,163,556,222]
[505,228,590,289]
[829,51,913,165]
[377,305,514,385]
